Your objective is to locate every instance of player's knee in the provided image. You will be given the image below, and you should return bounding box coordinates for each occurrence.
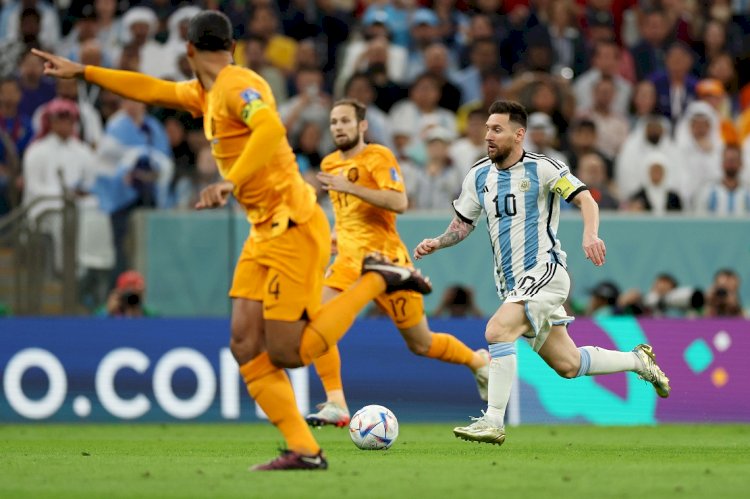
[485,320,523,343]
[267,348,303,369]
[553,361,579,379]
[405,337,431,356]
[230,325,262,365]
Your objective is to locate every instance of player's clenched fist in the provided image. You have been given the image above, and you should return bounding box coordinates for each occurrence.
[413,238,440,260]
[195,181,235,209]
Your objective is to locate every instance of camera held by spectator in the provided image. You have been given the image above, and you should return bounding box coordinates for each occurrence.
[643,273,704,316]
[103,270,155,317]
[704,269,743,317]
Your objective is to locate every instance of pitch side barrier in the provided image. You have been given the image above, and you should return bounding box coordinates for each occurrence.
[1,318,747,423]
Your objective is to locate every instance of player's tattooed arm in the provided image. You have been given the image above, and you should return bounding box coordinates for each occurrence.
[436,216,474,248]
[414,215,474,260]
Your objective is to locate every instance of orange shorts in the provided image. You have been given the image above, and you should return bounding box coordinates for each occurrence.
[230,205,331,321]
[324,252,424,330]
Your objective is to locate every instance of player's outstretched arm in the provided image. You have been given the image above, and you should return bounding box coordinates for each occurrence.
[413,215,474,260]
[32,49,186,111]
[572,190,606,266]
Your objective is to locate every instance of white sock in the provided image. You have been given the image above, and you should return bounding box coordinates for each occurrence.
[485,342,516,427]
[576,346,641,377]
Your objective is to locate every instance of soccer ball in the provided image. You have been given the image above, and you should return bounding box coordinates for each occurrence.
[348,405,399,450]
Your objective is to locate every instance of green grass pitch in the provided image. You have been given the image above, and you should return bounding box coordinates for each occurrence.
[1,423,748,499]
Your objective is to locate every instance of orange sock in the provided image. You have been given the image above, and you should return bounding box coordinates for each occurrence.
[239,353,320,455]
[299,272,385,364]
[426,333,475,366]
[313,346,344,393]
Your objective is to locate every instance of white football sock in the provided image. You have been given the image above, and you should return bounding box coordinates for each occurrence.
[576,346,640,377]
[485,342,516,427]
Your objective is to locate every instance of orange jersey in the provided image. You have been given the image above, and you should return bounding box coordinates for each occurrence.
[173,66,316,240]
[321,144,408,263]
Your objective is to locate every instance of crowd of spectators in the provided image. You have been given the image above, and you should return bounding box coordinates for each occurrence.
[0,0,748,313]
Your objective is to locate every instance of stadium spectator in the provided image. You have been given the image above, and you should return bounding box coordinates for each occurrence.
[58,6,99,64]
[244,5,298,75]
[0,1,60,49]
[626,152,683,214]
[628,79,658,126]
[630,9,672,81]
[0,78,34,158]
[120,6,162,77]
[704,269,743,317]
[575,152,619,210]
[525,0,587,78]
[33,77,102,147]
[512,77,573,146]
[455,13,496,69]
[573,40,632,116]
[101,269,156,317]
[585,280,621,317]
[0,6,42,78]
[565,118,611,176]
[693,144,750,216]
[22,99,99,273]
[524,112,567,164]
[650,41,698,123]
[241,35,288,105]
[161,6,201,82]
[582,9,636,84]
[404,8,446,83]
[615,114,675,199]
[360,0,413,48]
[388,73,457,146]
[455,69,502,135]
[450,108,488,174]
[453,37,502,107]
[577,76,630,159]
[695,78,739,145]
[16,49,55,118]
[409,126,462,210]
[0,127,19,215]
[342,73,392,149]
[420,42,462,112]
[673,101,723,202]
[93,0,123,66]
[294,120,326,193]
[431,0,470,51]
[432,284,484,318]
[279,66,332,151]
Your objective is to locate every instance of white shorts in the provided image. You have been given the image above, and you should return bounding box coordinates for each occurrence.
[504,263,574,352]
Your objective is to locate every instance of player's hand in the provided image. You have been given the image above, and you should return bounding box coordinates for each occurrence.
[583,234,606,267]
[31,49,85,79]
[195,181,234,210]
[413,238,440,260]
[317,172,351,193]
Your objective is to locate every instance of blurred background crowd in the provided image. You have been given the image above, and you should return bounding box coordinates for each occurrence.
[0,0,747,317]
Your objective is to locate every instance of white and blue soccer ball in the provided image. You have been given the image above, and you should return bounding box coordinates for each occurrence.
[348,404,399,450]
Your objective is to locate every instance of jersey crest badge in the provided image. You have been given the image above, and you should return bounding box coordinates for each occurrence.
[240,88,262,103]
[347,167,359,183]
[390,167,400,182]
[518,178,531,192]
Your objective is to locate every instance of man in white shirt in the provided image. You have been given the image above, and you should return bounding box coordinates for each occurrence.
[573,40,632,116]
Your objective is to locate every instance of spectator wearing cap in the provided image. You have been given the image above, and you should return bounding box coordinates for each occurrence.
[696,78,739,145]
[409,126,462,210]
[22,98,101,273]
[573,40,632,116]
[586,281,622,317]
[630,9,673,82]
[404,8,445,83]
[100,270,157,317]
[650,41,698,123]
[360,0,412,48]
[524,112,567,164]
[120,6,163,77]
[0,1,60,49]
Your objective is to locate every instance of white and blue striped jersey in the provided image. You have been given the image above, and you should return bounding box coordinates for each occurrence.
[453,151,588,298]
[694,183,750,216]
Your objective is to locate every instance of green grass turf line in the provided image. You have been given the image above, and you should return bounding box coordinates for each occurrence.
[1,423,749,499]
